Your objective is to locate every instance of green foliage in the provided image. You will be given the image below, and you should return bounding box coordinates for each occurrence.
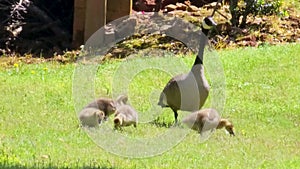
[230,0,287,27]
[252,0,284,16]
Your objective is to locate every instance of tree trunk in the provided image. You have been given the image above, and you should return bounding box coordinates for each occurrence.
[229,0,239,27]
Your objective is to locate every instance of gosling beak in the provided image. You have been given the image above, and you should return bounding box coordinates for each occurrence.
[228,128,235,136]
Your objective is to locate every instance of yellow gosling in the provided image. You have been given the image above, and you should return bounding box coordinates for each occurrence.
[182,108,235,136]
[79,107,105,127]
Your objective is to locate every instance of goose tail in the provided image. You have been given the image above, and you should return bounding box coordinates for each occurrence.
[157,92,168,107]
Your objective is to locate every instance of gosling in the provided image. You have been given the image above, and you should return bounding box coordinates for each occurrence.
[85,97,116,120]
[113,104,138,129]
[78,107,105,127]
[182,108,235,136]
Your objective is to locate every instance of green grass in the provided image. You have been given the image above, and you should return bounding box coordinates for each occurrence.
[1,43,300,168]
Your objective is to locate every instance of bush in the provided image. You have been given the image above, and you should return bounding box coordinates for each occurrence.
[230,0,286,28]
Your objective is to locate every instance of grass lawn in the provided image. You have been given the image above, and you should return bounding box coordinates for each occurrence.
[0,43,299,168]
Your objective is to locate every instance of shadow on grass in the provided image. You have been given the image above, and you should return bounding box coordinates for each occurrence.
[148,116,177,128]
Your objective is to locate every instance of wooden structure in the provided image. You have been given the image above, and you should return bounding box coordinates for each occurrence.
[72,0,132,47]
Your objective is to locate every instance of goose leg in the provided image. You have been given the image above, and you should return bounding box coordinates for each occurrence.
[171,108,178,125]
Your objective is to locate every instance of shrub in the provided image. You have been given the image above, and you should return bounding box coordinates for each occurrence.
[230,0,286,28]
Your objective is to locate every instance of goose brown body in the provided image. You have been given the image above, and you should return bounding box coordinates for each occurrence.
[158,64,210,111]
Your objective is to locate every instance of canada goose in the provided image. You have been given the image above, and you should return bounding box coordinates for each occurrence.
[113,104,138,129]
[78,107,105,127]
[85,97,116,120]
[158,16,217,124]
[182,108,235,136]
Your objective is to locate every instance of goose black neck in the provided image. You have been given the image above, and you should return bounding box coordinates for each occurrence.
[193,55,203,65]
[201,26,210,36]
[193,26,210,66]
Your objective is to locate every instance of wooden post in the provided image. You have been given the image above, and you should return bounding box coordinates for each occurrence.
[84,0,107,42]
[106,0,132,23]
[72,0,86,48]
[72,0,132,46]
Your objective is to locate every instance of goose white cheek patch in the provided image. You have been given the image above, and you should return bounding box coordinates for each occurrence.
[202,21,212,30]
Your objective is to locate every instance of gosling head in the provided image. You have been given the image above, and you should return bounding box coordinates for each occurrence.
[113,112,124,128]
[202,16,217,30]
[107,102,117,114]
[114,117,122,126]
[217,119,235,136]
[116,94,128,106]
[95,111,105,124]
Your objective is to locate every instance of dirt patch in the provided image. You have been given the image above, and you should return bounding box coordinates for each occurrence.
[121,2,300,58]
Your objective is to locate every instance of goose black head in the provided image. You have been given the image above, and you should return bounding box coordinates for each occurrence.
[202,16,217,31]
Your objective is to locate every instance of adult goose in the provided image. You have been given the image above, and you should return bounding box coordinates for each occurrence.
[158,16,217,124]
[182,108,235,136]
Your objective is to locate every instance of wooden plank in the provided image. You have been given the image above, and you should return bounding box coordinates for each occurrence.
[72,0,86,47]
[73,0,132,46]
[84,0,107,42]
[106,0,132,23]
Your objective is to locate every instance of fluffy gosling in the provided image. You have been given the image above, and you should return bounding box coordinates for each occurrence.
[78,107,105,127]
[182,108,235,136]
[113,104,138,129]
[85,97,116,120]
